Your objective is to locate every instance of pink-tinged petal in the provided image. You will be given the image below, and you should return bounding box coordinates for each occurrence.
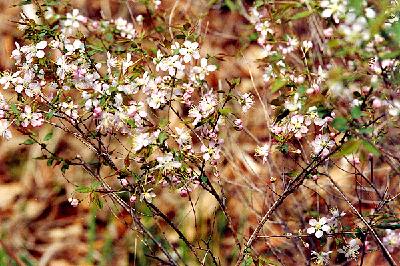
[309,219,317,226]
[319,217,327,224]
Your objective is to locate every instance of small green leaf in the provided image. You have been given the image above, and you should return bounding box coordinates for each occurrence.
[349,0,363,14]
[291,10,314,20]
[157,131,168,144]
[46,111,54,119]
[376,223,400,229]
[93,194,104,209]
[159,118,169,128]
[43,131,53,141]
[22,139,35,145]
[350,106,362,119]
[10,104,20,116]
[224,0,238,11]
[362,140,380,156]
[332,117,348,132]
[359,127,373,134]
[76,186,92,193]
[90,181,102,190]
[218,107,232,116]
[248,32,258,42]
[271,79,286,93]
[333,139,361,158]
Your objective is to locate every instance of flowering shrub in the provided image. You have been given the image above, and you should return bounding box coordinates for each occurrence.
[1,0,400,265]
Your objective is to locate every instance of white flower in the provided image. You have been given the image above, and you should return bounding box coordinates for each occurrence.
[284,93,302,112]
[140,190,156,202]
[383,229,400,252]
[21,106,44,127]
[147,89,167,109]
[311,251,332,265]
[175,127,191,149]
[307,217,331,238]
[35,41,47,58]
[302,40,313,52]
[320,0,347,23]
[239,93,254,113]
[288,115,308,139]
[0,119,12,140]
[64,9,86,29]
[388,99,400,116]
[155,153,181,172]
[191,58,217,82]
[156,54,185,78]
[255,144,270,163]
[339,13,370,46]
[132,131,159,152]
[114,17,136,39]
[178,40,200,63]
[255,20,274,45]
[65,39,84,54]
[311,134,335,157]
[201,142,221,161]
[338,239,360,260]
[68,197,79,207]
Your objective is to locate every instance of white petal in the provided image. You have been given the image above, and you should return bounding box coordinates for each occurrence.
[307,227,316,234]
[36,41,47,50]
[321,9,333,18]
[322,224,331,232]
[36,50,45,58]
[315,230,323,238]
[309,219,317,226]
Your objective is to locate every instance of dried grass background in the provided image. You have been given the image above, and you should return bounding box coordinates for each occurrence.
[0,0,399,265]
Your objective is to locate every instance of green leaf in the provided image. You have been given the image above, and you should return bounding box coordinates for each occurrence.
[76,186,92,193]
[376,223,400,229]
[224,0,238,11]
[90,181,102,190]
[350,106,362,119]
[92,193,104,209]
[158,118,169,128]
[248,32,258,42]
[332,117,348,132]
[157,131,168,144]
[46,110,54,119]
[22,139,35,145]
[10,104,20,116]
[359,127,373,134]
[241,255,253,266]
[349,0,363,14]
[333,139,361,158]
[43,131,53,141]
[218,107,232,116]
[362,140,380,156]
[291,10,314,20]
[270,79,286,93]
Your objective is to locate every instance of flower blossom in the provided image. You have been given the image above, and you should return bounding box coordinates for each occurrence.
[307,217,331,238]
[311,134,335,157]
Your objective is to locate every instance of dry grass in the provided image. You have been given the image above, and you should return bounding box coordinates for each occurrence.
[0,0,399,265]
